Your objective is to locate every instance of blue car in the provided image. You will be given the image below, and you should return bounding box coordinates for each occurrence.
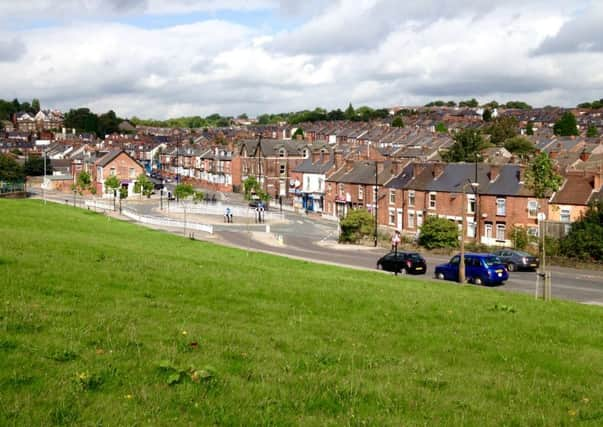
[434,253,509,286]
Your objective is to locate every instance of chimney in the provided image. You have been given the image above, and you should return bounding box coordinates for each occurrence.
[345,159,355,172]
[549,150,558,159]
[580,150,590,161]
[516,166,525,183]
[412,162,426,178]
[312,150,321,163]
[432,162,445,179]
[488,164,501,182]
[334,150,345,169]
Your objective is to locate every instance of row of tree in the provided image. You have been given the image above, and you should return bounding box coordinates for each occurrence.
[425,99,532,109]
[0,98,41,122]
[63,108,122,136]
[130,113,232,129]
[0,153,54,182]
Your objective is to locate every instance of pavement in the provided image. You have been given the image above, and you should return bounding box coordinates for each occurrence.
[28,187,603,306]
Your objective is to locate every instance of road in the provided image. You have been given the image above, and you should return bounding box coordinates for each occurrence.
[31,188,603,306]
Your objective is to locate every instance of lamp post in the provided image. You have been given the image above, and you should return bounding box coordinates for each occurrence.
[160,187,163,210]
[459,179,480,283]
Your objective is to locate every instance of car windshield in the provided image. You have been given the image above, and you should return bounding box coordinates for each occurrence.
[407,253,423,261]
[484,256,503,266]
[514,251,531,257]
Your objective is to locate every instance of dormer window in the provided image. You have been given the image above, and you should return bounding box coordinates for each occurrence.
[279,148,286,157]
[303,148,309,159]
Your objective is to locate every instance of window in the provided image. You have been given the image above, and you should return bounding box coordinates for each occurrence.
[429,192,436,209]
[467,194,476,214]
[279,164,286,176]
[318,177,324,192]
[358,186,363,200]
[408,190,415,207]
[496,223,506,241]
[467,222,476,238]
[528,226,539,237]
[129,167,135,178]
[389,190,396,205]
[338,183,344,196]
[528,200,538,218]
[389,208,396,225]
[408,211,415,228]
[496,198,506,216]
[305,176,310,189]
[560,208,570,223]
[417,212,424,228]
[110,167,116,176]
[279,148,286,157]
[485,223,493,239]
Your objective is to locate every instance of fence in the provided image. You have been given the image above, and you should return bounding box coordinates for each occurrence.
[0,181,25,194]
[168,201,283,221]
[121,208,214,234]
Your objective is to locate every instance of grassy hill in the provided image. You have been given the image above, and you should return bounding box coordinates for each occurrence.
[1,199,602,426]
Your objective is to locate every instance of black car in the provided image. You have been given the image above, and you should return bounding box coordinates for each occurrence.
[377,251,427,275]
[492,249,539,271]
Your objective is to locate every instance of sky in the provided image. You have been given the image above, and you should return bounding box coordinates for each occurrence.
[0,0,602,119]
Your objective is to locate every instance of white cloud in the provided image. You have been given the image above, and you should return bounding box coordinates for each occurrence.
[0,0,601,118]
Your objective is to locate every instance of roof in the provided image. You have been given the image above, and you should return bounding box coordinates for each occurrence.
[292,157,334,174]
[550,175,599,205]
[327,160,395,185]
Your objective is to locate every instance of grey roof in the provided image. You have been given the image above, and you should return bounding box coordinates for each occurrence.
[327,160,395,185]
[239,138,308,157]
[292,157,334,174]
[403,163,532,197]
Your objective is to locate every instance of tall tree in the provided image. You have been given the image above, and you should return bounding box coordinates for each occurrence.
[524,152,563,198]
[97,110,120,136]
[74,171,92,194]
[391,116,404,128]
[134,173,154,198]
[503,136,536,158]
[442,129,489,162]
[586,125,599,138]
[23,155,53,176]
[553,112,579,136]
[485,116,518,145]
[64,108,99,134]
[31,99,41,113]
[344,103,356,120]
[482,108,492,122]
[0,154,25,182]
[459,98,479,108]
[526,121,534,135]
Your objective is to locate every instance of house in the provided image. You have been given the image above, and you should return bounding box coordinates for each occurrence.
[383,162,547,245]
[239,138,308,199]
[92,150,145,197]
[549,168,603,225]
[292,147,335,212]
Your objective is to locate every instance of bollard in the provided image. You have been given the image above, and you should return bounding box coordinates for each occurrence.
[265,224,270,233]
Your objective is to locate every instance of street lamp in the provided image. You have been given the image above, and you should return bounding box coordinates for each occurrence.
[43,147,47,205]
[459,179,480,283]
[374,160,378,247]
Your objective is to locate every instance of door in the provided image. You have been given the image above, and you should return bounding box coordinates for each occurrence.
[397,209,403,231]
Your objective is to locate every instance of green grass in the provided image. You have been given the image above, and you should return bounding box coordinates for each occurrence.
[1,199,603,426]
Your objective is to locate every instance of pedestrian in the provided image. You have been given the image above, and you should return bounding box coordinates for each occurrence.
[391,230,401,252]
[224,207,231,223]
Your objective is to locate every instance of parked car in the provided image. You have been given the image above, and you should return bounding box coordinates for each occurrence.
[492,249,539,271]
[377,251,427,275]
[434,253,508,286]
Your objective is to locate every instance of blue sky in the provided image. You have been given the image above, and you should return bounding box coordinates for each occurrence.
[0,0,601,119]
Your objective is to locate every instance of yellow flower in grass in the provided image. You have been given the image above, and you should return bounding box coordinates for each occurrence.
[181,330,188,336]
[125,394,133,400]
[568,409,577,417]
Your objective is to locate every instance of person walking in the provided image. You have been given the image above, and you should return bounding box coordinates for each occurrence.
[391,230,401,253]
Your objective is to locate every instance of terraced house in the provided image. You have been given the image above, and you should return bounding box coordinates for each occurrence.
[382,162,548,246]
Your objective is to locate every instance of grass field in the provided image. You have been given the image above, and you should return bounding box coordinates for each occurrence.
[1,199,602,426]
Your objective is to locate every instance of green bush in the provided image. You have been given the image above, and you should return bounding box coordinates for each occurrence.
[560,200,603,261]
[509,226,530,250]
[418,216,459,249]
[339,209,374,243]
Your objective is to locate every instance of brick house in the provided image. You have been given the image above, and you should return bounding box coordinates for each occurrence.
[383,162,547,245]
[548,169,603,224]
[239,138,308,199]
[93,150,145,197]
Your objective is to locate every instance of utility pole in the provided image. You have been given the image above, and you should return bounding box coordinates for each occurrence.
[374,160,378,247]
[43,148,46,205]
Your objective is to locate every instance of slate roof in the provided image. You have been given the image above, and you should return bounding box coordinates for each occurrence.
[239,138,308,157]
[397,163,533,196]
[292,157,334,174]
[326,160,395,185]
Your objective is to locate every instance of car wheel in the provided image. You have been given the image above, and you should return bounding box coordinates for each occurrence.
[377,263,382,270]
[507,263,516,272]
[399,267,407,275]
[436,272,445,280]
[474,276,484,286]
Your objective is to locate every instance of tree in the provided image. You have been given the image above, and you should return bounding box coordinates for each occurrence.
[482,108,492,122]
[553,112,579,136]
[64,108,99,134]
[0,154,25,182]
[560,200,603,261]
[174,183,194,201]
[503,101,532,110]
[74,171,92,195]
[97,110,120,136]
[339,209,374,243]
[345,103,356,120]
[586,125,599,138]
[292,128,305,139]
[134,173,154,198]
[104,175,120,195]
[418,216,459,249]
[459,98,479,108]
[23,155,52,176]
[31,99,41,113]
[524,152,563,198]
[503,136,536,158]
[442,128,490,162]
[243,176,268,201]
[391,116,404,128]
[485,116,518,145]
[237,113,248,119]
[435,122,448,133]
[526,121,534,135]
